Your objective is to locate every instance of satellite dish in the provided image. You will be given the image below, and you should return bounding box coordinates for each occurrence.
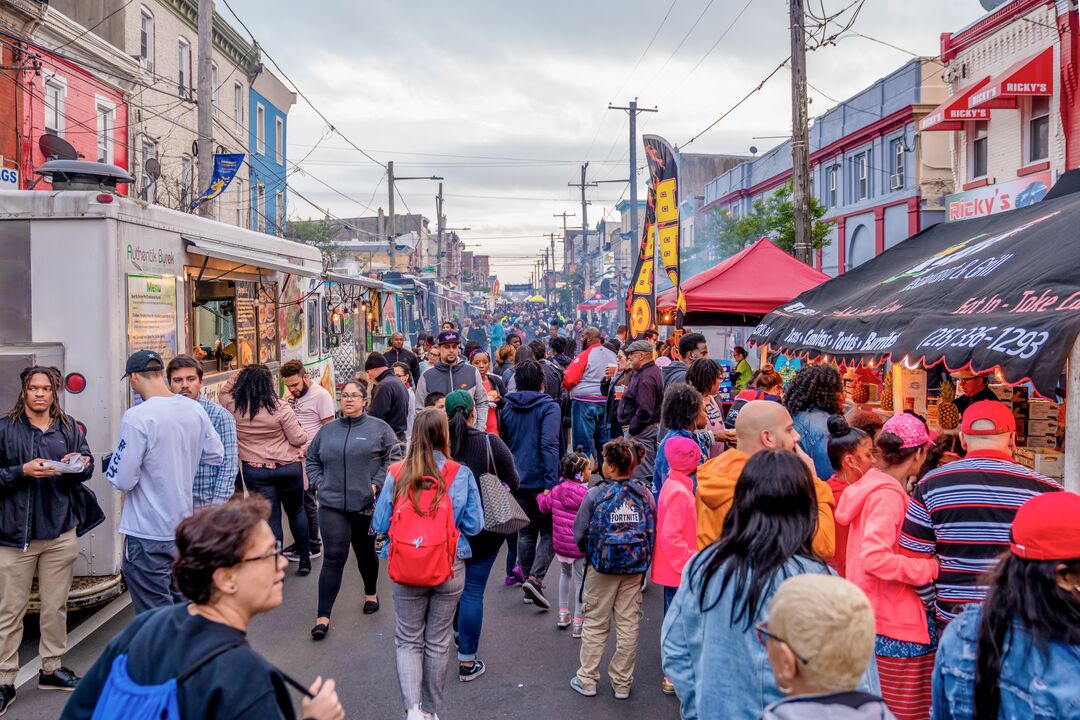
[144,157,161,181]
[39,134,79,161]
[749,146,758,156]
[979,0,1009,10]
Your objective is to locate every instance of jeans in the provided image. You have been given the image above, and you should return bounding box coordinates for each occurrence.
[514,489,554,583]
[455,550,498,661]
[393,560,466,715]
[244,462,309,561]
[504,533,518,575]
[558,557,586,621]
[317,506,379,617]
[663,585,677,615]
[123,536,183,614]
[572,400,610,462]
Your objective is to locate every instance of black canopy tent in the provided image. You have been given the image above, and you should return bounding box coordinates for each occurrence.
[748,171,1080,490]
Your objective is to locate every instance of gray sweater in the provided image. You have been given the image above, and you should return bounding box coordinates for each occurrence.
[305,414,398,512]
[415,359,488,430]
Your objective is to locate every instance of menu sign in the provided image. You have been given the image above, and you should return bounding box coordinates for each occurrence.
[126,274,177,361]
[256,282,279,364]
[234,281,257,367]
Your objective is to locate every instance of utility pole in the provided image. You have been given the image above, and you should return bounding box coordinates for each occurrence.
[435,183,443,281]
[789,0,813,264]
[553,211,575,276]
[568,164,597,303]
[387,163,443,274]
[608,99,657,263]
[195,0,213,216]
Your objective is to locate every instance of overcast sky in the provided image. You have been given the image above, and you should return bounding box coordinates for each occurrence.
[227,0,987,282]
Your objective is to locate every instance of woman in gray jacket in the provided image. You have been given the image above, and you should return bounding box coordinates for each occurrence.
[307,377,399,640]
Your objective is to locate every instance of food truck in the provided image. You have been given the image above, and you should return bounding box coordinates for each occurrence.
[0,183,335,607]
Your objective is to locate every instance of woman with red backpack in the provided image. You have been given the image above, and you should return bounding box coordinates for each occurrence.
[372,409,484,720]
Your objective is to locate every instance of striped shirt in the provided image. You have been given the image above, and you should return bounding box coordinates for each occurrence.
[899,448,1061,625]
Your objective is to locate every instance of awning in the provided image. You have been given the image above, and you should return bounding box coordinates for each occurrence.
[919,77,992,132]
[184,236,321,278]
[577,297,616,312]
[969,47,1054,110]
[324,271,392,291]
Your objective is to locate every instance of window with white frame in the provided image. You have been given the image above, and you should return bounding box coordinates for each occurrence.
[140,136,157,201]
[256,103,265,155]
[233,82,243,133]
[44,76,65,136]
[96,102,114,164]
[827,165,838,206]
[210,62,219,118]
[275,191,284,234]
[180,154,193,207]
[275,117,283,164]
[234,177,245,227]
[970,121,989,179]
[177,38,191,97]
[139,6,154,72]
[853,152,868,201]
[256,183,265,232]
[1028,96,1050,163]
[890,138,904,190]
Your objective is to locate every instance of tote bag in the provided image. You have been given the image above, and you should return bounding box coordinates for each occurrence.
[477,436,529,535]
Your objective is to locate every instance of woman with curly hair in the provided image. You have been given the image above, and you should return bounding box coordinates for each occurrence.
[784,365,845,479]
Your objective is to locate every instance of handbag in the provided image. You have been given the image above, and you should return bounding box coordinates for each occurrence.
[477,436,529,535]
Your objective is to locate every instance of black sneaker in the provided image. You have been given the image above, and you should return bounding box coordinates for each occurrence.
[284,545,322,562]
[459,659,486,682]
[522,579,550,610]
[0,685,14,716]
[38,667,79,691]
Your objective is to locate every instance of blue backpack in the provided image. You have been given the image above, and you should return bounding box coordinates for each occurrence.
[584,480,655,574]
[90,643,241,720]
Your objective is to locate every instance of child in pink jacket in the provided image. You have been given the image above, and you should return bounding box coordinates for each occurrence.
[538,451,591,636]
[651,435,701,696]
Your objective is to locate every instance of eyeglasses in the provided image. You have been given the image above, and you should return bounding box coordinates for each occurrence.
[754,620,809,664]
[238,540,284,565]
[341,393,365,400]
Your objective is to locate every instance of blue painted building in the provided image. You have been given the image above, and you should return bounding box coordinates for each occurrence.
[248,66,295,236]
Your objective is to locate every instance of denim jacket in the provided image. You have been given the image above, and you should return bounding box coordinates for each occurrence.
[793,408,833,480]
[661,550,879,720]
[932,606,1080,719]
[372,451,484,560]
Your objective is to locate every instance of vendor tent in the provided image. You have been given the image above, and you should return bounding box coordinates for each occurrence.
[525,295,547,303]
[577,295,616,312]
[657,238,828,325]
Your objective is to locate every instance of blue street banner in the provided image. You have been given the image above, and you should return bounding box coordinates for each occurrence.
[191,153,245,208]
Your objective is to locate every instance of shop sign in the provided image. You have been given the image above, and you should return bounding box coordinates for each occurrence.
[126,274,177,361]
[0,167,18,188]
[126,242,182,274]
[946,172,1052,222]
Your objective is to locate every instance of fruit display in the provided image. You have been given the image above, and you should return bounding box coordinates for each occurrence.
[851,378,870,405]
[881,370,894,411]
[938,380,961,430]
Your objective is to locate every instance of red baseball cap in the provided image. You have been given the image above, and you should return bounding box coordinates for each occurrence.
[1010,492,1080,561]
[960,400,1016,436]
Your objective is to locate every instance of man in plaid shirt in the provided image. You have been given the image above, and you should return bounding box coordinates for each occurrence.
[167,355,239,507]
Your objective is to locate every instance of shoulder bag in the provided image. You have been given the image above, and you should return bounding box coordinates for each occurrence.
[476,435,529,535]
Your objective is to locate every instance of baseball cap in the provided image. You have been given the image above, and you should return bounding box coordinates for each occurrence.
[1010,492,1080,561]
[881,413,931,449]
[122,349,164,378]
[624,339,653,355]
[949,368,984,380]
[444,389,474,418]
[961,400,1016,436]
[437,330,461,346]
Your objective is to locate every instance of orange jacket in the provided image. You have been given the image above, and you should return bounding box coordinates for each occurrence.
[695,448,836,559]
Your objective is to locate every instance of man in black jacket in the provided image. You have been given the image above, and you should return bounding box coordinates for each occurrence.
[617,341,665,484]
[0,366,100,708]
[383,332,420,386]
[365,352,409,441]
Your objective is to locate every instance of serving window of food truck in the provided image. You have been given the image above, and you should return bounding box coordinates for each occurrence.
[190,276,280,374]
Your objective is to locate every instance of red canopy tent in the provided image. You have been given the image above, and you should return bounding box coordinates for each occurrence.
[656,238,829,325]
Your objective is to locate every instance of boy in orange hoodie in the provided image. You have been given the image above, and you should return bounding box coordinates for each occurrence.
[695,400,836,558]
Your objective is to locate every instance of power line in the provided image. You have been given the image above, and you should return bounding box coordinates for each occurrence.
[682,57,790,148]
[51,0,137,53]
[646,0,717,86]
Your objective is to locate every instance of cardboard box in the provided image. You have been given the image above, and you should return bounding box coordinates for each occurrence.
[1015,447,1064,477]
[1026,419,1059,437]
[1027,436,1058,449]
[1027,401,1059,420]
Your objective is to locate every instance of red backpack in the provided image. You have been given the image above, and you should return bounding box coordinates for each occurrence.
[387,460,461,587]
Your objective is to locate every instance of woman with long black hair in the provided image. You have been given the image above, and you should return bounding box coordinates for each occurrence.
[661,450,877,719]
[932,492,1080,720]
[220,364,310,574]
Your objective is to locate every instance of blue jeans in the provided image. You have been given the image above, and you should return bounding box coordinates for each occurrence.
[571,400,609,461]
[455,550,498,661]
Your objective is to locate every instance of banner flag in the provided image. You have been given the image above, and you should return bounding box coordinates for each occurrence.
[626,180,656,340]
[192,153,245,208]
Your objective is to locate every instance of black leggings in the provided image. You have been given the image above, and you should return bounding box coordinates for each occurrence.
[243,462,309,560]
[317,505,379,617]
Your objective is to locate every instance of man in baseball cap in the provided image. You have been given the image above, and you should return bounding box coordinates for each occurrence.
[899,398,1061,626]
[413,326,488,430]
[949,368,996,414]
[121,349,164,379]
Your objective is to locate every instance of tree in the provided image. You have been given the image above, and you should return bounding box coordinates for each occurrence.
[286,218,339,267]
[702,182,834,259]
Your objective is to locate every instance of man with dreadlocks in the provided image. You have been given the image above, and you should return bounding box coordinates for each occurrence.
[0,366,101,708]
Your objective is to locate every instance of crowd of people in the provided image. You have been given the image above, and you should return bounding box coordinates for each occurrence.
[0,316,1075,720]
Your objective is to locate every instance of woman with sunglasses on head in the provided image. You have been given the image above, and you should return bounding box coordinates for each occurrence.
[62,497,344,720]
[661,450,878,719]
[835,413,940,720]
[306,377,399,640]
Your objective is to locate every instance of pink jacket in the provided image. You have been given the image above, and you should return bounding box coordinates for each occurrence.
[835,467,939,644]
[538,479,589,559]
[651,469,697,587]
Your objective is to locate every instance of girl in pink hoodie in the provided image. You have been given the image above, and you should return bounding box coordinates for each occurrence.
[538,451,591,636]
[651,435,702,696]
[834,413,939,720]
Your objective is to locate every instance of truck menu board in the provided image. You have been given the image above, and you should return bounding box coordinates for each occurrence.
[126,274,177,361]
[234,281,257,368]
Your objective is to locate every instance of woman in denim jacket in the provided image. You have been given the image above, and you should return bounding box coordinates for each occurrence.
[785,366,846,481]
[931,492,1080,720]
[661,450,878,720]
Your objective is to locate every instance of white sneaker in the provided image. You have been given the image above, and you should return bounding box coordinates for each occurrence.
[406,707,426,720]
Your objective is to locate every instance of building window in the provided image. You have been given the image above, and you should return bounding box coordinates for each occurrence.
[140,136,157,201]
[210,62,219,118]
[970,121,989,179]
[275,117,283,164]
[890,138,905,190]
[233,82,243,133]
[275,191,284,234]
[43,76,65,136]
[96,103,114,164]
[827,165,838,207]
[180,154,192,208]
[177,38,191,98]
[847,225,874,271]
[256,183,265,232]
[1028,96,1050,163]
[853,153,868,201]
[234,177,245,228]
[139,6,154,72]
[256,103,265,155]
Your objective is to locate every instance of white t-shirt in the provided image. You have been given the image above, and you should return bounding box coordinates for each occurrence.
[290,382,335,441]
[106,394,225,541]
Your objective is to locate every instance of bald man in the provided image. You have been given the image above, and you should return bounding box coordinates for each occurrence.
[695,400,836,558]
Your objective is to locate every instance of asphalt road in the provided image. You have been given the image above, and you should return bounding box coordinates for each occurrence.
[14,550,682,719]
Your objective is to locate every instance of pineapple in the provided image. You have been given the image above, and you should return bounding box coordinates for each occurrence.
[939,380,961,430]
[851,378,870,405]
[881,370,894,411]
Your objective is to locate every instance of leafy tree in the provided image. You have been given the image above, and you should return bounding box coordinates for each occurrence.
[286,218,338,266]
[702,182,834,258]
